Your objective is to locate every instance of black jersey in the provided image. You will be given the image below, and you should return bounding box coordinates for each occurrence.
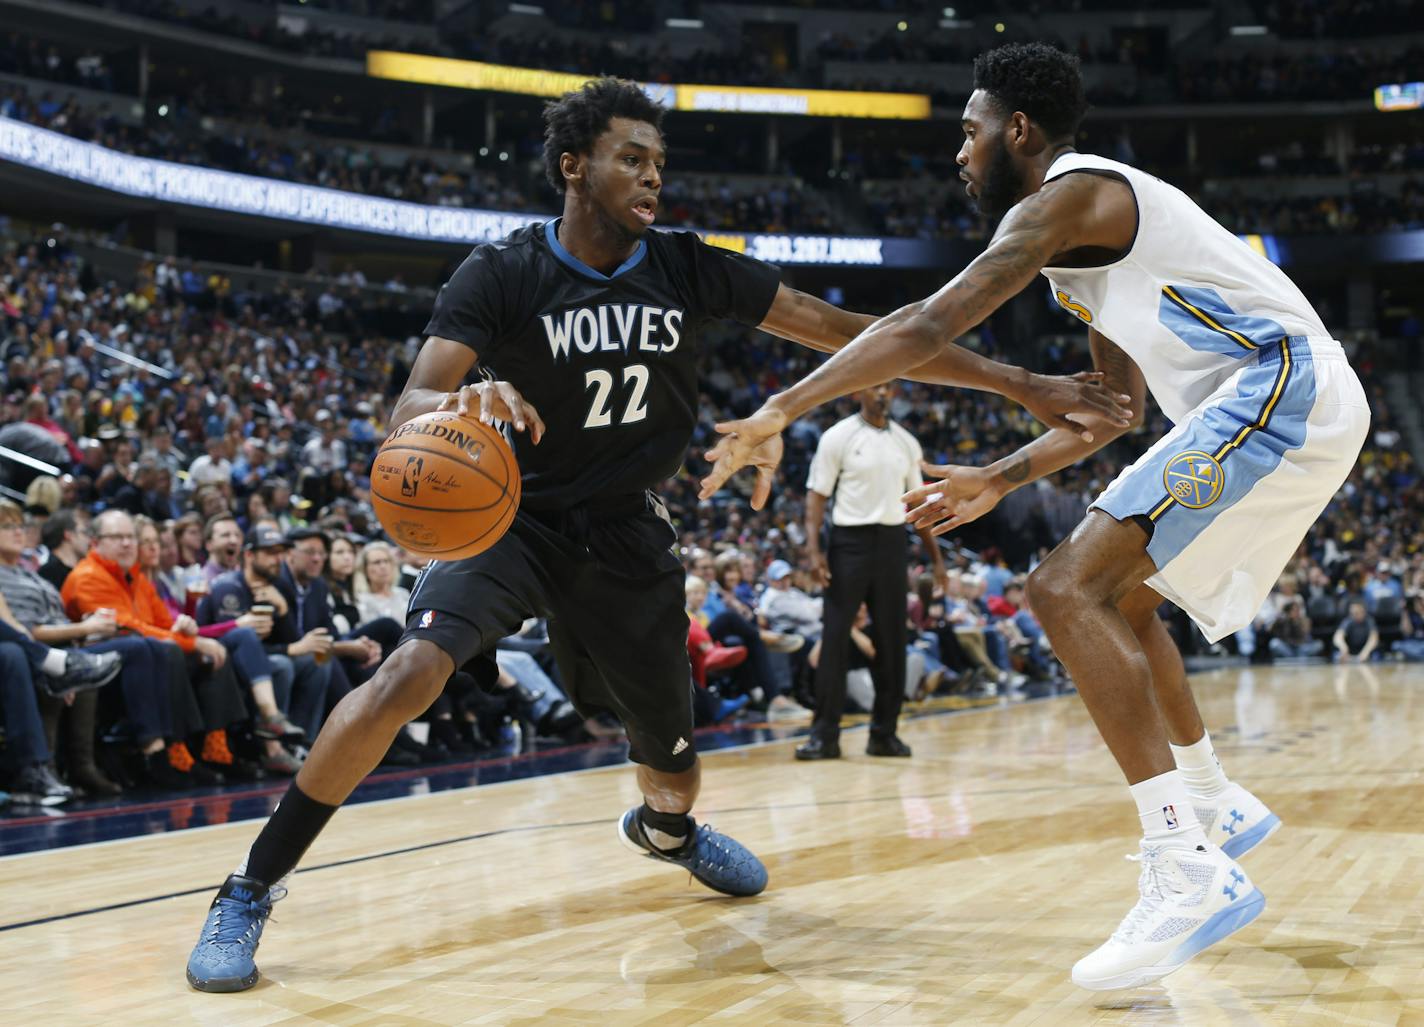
[423,219,781,510]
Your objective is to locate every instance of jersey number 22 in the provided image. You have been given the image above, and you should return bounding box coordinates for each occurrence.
[582,364,650,429]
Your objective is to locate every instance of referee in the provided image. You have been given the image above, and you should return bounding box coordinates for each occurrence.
[796,383,947,761]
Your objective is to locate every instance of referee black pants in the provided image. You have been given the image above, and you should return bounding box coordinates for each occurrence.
[812,523,908,743]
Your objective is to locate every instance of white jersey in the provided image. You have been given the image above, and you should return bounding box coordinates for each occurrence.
[1039,151,1330,423]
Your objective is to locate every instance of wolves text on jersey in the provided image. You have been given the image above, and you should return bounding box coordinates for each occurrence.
[540,304,684,362]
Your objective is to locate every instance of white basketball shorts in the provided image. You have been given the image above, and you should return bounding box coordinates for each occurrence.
[1093,336,1369,642]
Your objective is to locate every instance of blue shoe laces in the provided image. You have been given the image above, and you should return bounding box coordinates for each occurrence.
[204,884,287,946]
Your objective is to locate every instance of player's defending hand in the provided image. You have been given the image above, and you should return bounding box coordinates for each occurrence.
[1019,371,1133,444]
[698,404,789,510]
[903,461,1004,536]
[439,380,545,444]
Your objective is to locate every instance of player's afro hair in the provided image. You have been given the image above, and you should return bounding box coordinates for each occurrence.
[542,77,667,194]
[972,43,1088,140]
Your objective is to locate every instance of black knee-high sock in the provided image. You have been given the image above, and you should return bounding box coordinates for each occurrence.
[243,781,339,885]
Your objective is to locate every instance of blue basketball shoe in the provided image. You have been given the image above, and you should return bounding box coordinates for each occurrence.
[186,873,286,992]
[618,807,768,897]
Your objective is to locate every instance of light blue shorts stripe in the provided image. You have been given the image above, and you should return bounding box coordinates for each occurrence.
[1094,337,1318,569]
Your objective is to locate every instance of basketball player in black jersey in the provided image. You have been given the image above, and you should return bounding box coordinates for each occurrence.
[187,77,1132,992]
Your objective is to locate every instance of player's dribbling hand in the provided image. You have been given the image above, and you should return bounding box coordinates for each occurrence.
[698,405,790,510]
[439,380,546,444]
[1020,371,1134,444]
[902,461,1004,536]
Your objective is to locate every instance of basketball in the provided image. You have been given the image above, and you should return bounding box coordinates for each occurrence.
[369,410,520,561]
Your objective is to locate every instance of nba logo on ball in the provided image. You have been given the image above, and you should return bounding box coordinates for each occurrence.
[401,456,424,497]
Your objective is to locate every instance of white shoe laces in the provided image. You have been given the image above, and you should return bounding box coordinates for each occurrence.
[1109,848,1188,944]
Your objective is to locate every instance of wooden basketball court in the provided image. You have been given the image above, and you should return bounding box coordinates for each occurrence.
[3,663,1422,1024]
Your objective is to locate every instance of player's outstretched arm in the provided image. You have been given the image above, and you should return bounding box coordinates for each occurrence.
[700,177,1116,503]
[754,175,1104,426]
[390,337,545,443]
[902,328,1147,536]
[758,283,1129,432]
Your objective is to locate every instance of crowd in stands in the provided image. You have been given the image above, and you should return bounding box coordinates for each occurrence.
[12,73,1422,242]
[9,24,1424,242]
[1206,182,1424,234]
[2,204,1421,811]
[1249,0,1424,39]
[24,5,1424,105]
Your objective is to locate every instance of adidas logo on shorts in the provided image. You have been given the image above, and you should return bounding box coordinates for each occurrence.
[672,737,688,756]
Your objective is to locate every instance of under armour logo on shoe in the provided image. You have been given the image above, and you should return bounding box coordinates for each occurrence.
[1223,868,1245,901]
[1224,808,1245,835]
[672,737,688,755]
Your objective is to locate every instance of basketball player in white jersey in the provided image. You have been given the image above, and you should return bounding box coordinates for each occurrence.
[699,42,1369,990]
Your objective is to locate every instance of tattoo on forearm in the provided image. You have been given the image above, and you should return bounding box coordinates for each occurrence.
[1096,339,1131,394]
[1001,455,1031,483]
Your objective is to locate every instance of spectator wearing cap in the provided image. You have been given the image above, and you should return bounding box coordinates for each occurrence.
[203,526,333,737]
[757,560,824,643]
[1362,561,1404,613]
[187,524,305,774]
[797,383,945,761]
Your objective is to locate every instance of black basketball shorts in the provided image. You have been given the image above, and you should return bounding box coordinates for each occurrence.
[399,492,697,773]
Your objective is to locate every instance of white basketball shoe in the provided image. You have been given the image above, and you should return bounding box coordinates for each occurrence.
[1072,841,1266,991]
[1193,782,1282,860]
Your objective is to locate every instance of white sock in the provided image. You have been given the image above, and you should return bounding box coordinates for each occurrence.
[1130,769,1208,847]
[41,648,67,676]
[1170,730,1230,801]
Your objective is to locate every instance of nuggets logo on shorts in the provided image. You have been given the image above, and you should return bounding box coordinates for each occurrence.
[1163,450,1224,509]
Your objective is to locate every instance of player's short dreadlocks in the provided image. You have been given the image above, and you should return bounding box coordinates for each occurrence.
[972,43,1089,140]
[542,77,667,194]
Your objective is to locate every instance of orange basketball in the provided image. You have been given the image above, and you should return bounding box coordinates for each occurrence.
[369,410,521,561]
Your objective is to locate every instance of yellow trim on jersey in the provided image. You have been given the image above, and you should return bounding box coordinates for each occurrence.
[1162,286,1258,352]
[1147,337,1292,522]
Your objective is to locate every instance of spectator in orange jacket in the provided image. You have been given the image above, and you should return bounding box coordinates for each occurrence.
[63,509,262,783]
